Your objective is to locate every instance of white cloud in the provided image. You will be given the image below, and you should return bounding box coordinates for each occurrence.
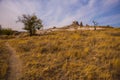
[0,0,119,31]
[0,0,40,30]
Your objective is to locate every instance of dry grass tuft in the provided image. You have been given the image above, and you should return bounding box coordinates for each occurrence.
[2,28,120,80]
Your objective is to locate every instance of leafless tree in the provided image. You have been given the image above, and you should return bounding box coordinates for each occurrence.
[92,20,98,30]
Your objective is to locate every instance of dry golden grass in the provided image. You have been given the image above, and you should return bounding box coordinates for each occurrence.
[0,41,10,80]
[1,28,120,80]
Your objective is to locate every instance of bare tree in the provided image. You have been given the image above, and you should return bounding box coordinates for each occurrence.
[92,20,98,30]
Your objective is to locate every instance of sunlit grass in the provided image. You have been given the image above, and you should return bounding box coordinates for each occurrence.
[7,28,120,80]
[0,41,10,79]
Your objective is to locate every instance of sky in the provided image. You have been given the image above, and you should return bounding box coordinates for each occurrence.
[0,0,120,30]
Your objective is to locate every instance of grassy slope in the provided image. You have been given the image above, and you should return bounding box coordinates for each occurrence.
[0,41,10,80]
[8,28,120,80]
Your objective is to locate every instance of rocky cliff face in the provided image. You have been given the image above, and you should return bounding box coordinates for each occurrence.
[71,21,79,27]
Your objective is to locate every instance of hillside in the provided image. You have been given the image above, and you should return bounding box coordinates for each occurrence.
[0,28,120,80]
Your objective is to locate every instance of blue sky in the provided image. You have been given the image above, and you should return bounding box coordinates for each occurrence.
[0,0,120,30]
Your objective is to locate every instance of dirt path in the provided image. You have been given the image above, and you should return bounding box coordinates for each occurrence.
[6,42,22,80]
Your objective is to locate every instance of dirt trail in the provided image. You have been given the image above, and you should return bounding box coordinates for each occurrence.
[6,42,22,80]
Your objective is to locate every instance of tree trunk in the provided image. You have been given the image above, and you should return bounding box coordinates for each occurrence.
[94,26,96,30]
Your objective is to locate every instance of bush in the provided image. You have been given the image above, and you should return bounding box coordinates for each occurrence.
[0,28,14,35]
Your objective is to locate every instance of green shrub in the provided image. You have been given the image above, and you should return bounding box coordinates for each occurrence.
[0,28,14,35]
